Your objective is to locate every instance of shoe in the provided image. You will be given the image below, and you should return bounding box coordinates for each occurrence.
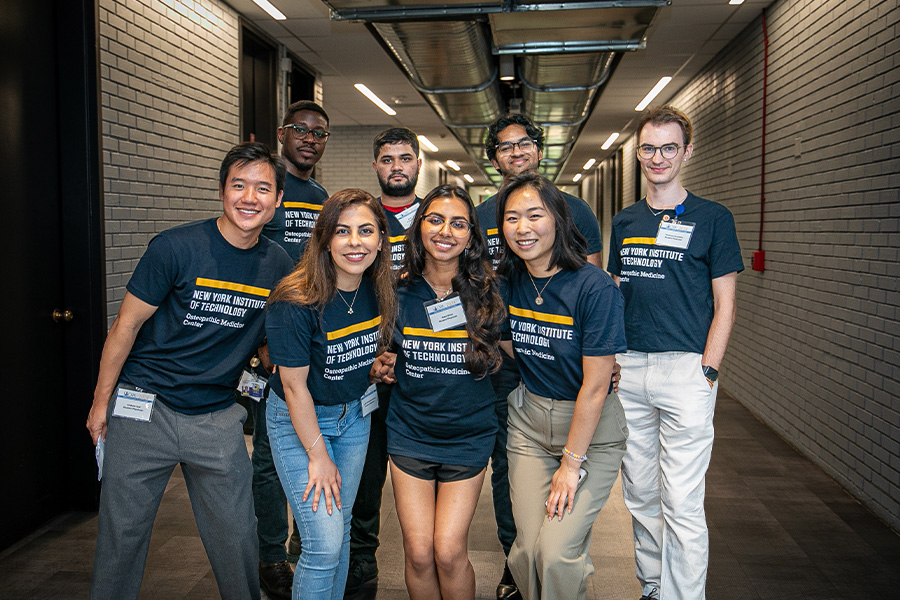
[496,561,522,600]
[286,527,301,564]
[259,560,294,600]
[639,587,659,600]
[343,558,378,597]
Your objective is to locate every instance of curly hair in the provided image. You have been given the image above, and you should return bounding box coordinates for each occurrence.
[484,113,545,163]
[400,185,505,377]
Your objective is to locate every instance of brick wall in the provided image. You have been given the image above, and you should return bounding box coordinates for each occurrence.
[612,0,900,529]
[99,0,240,323]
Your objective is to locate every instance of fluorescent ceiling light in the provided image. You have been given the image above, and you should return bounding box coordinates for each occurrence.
[635,77,673,111]
[463,174,474,183]
[446,160,461,171]
[601,132,620,150]
[729,0,745,4]
[355,84,397,116]
[573,173,582,182]
[582,158,596,170]
[418,135,439,152]
[253,0,286,20]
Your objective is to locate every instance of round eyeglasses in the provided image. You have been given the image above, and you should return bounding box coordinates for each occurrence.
[637,144,683,160]
[496,139,536,155]
[282,124,331,142]
[423,214,472,237]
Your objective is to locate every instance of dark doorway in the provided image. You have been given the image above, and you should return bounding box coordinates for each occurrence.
[289,59,316,105]
[0,0,106,551]
[241,27,278,149]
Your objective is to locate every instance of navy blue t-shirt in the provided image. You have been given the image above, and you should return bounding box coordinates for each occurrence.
[477,191,602,271]
[607,192,744,354]
[262,172,328,262]
[121,218,294,414]
[382,198,420,270]
[507,264,626,401]
[387,277,498,467]
[266,278,381,406]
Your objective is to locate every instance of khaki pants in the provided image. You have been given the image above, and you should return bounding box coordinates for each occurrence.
[507,384,628,600]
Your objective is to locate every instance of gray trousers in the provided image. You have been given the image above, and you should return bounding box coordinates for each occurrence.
[90,397,260,600]
[507,384,628,600]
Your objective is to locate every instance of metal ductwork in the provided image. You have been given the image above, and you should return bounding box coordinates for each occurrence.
[322,0,665,185]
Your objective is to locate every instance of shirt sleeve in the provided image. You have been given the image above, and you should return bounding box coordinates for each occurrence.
[709,206,745,278]
[567,195,603,255]
[606,220,623,275]
[125,234,177,307]
[265,301,314,368]
[579,277,627,356]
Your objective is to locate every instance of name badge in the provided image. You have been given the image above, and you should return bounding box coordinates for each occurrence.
[656,219,695,249]
[396,202,419,230]
[360,383,378,417]
[112,386,155,422]
[238,369,266,401]
[424,293,467,332]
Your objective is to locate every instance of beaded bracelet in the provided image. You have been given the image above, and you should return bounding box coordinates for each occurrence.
[305,433,322,453]
[562,446,587,462]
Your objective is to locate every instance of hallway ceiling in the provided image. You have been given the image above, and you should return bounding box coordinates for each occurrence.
[228,0,769,188]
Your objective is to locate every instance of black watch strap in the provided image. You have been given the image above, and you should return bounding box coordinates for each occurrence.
[702,365,718,382]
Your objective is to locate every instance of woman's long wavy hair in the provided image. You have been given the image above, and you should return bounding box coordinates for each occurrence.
[269,189,396,350]
[400,185,504,377]
[495,173,586,278]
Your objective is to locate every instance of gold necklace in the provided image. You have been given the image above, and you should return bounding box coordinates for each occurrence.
[527,271,555,306]
[423,275,453,300]
[336,286,360,314]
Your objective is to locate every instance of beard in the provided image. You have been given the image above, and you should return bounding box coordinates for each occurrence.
[379,173,417,197]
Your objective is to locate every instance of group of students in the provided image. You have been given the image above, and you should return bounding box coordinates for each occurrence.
[267,173,626,600]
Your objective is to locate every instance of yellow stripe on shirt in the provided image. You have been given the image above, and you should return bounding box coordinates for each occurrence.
[195,278,271,297]
[282,201,323,210]
[389,234,407,243]
[402,327,468,339]
[327,316,382,341]
[487,228,498,236]
[508,305,574,326]
[622,237,656,245]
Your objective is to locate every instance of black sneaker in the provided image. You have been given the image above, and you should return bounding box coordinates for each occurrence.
[259,560,294,600]
[343,558,377,597]
[496,561,522,600]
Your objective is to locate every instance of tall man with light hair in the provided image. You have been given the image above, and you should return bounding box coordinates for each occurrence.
[608,105,743,600]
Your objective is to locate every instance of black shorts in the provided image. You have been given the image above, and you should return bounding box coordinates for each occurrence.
[390,454,484,483]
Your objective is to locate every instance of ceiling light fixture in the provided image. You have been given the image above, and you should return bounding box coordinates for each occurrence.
[499,55,515,82]
[583,158,596,170]
[463,174,474,183]
[446,160,461,171]
[355,84,397,116]
[252,0,286,20]
[573,173,582,182]
[601,132,620,150]
[418,136,439,152]
[729,0,745,4]
[635,77,673,111]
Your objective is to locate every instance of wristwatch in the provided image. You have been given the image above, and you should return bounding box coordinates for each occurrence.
[702,365,718,383]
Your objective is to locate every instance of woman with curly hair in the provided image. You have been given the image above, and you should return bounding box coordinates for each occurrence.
[264,189,396,600]
[375,184,505,600]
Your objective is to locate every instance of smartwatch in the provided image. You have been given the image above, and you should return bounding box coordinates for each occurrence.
[702,365,718,383]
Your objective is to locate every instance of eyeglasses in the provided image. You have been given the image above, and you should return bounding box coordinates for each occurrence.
[282,124,331,142]
[496,139,536,155]
[423,214,472,237]
[637,143,682,160]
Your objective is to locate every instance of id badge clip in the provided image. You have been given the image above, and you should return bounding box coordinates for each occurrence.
[656,218,694,249]
[112,386,155,422]
[238,369,266,401]
[424,292,466,332]
[360,383,378,417]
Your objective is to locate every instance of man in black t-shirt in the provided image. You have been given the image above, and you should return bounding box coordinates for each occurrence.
[86,143,294,600]
[345,127,423,596]
[255,100,332,599]
[608,106,743,600]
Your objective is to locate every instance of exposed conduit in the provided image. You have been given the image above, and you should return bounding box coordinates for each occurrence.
[753,8,768,272]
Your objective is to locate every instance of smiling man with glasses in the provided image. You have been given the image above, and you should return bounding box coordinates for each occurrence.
[608,105,743,600]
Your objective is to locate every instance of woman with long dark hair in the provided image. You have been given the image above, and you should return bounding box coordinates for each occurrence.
[379,184,505,600]
[496,173,628,600]
[265,189,396,600]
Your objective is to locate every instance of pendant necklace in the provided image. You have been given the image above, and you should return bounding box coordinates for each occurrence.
[337,286,360,314]
[527,271,555,306]
[423,276,453,301]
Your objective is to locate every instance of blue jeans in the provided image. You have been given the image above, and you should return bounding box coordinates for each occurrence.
[267,391,370,600]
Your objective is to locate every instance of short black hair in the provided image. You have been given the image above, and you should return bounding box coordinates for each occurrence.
[495,173,586,276]
[373,127,419,159]
[484,114,545,162]
[219,142,286,193]
[282,100,329,127]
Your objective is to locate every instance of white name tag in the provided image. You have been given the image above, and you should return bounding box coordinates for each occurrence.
[396,202,419,230]
[424,293,467,332]
[238,369,266,401]
[360,383,378,417]
[112,386,156,422]
[656,219,695,249]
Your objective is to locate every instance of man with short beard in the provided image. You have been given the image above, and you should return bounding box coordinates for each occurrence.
[345,127,423,597]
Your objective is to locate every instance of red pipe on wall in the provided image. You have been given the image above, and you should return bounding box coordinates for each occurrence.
[753,8,768,272]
